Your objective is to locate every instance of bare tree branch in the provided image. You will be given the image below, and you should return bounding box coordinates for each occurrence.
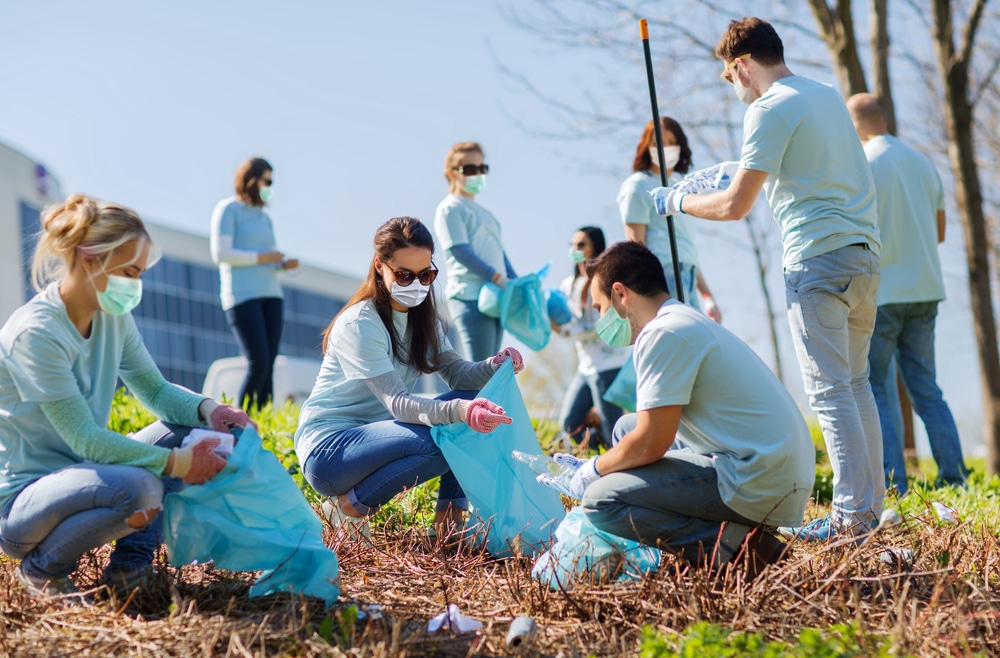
[959,0,989,68]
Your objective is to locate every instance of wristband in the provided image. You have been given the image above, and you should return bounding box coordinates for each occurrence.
[678,193,687,214]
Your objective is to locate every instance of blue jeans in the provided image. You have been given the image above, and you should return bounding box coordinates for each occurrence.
[868,301,967,494]
[785,244,883,527]
[581,414,757,566]
[660,262,699,310]
[558,369,623,449]
[302,391,474,515]
[0,421,191,579]
[226,296,283,409]
[448,298,502,362]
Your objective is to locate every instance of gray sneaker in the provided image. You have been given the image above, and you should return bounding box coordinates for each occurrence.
[16,563,87,603]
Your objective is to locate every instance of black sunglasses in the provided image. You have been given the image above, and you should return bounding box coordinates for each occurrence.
[571,241,588,248]
[384,263,439,287]
[261,177,273,186]
[454,163,489,176]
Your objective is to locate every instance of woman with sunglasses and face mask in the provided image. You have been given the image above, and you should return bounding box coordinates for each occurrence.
[0,195,254,601]
[294,217,524,539]
[210,157,300,411]
[554,226,629,450]
[617,119,722,322]
[434,142,518,361]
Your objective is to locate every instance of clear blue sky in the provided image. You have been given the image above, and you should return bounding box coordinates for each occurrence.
[0,1,983,455]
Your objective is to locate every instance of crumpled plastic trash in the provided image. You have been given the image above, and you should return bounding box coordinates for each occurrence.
[879,547,915,569]
[427,604,483,633]
[932,502,959,524]
[879,506,902,527]
[181,428,235,456]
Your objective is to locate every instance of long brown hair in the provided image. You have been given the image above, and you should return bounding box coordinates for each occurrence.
[234,157,272,207]
[322,217,443,374]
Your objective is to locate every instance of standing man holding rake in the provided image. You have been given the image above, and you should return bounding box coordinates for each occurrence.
[652,17,883,541]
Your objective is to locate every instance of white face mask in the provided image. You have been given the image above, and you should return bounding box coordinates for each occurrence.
[390,281,430,308]
[732,71,755,104]
[649,145,681,170]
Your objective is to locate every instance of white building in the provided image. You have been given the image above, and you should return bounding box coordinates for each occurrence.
[1,141,361,394]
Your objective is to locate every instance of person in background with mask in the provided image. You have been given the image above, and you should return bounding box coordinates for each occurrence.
[434,142,518,361]
[210,157,299,410]
[617,118,721,322]
[651,17,882,542]
[294,217,524,541]
[545,241,813,579]
[554,226,629,450]
[0,195,254,601]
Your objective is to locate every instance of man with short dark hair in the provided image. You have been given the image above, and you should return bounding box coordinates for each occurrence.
[652,17,883,541]
[846,92,968,495]
[560,240,814,575]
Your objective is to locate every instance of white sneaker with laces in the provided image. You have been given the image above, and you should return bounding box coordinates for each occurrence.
[322,499,371,540]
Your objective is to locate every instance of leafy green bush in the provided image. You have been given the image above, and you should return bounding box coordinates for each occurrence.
[640,621,888,657]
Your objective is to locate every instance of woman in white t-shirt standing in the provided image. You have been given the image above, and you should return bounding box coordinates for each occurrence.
[0,195,253,601]
[294,217,523,540]
[554,226,629,450]
[434,142,518,361]
[617,118,721,322]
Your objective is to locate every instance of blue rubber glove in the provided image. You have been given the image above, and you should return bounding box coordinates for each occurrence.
[649,188,686,216]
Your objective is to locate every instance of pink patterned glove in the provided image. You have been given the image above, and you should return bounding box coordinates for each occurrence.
[208,403,257,432]
[491,347,524,374]
[464,398,513,433]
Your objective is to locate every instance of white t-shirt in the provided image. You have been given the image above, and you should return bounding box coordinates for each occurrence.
[558,274,630,376]
[434,194,507,301]
[294,300,452,460]
[864,135,946,304]
[634,300,814,527]
[0,283,157,511]
[617,171,700,269]
[740,76,880,267]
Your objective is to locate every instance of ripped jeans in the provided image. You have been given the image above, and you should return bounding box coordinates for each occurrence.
[0,422,192,580]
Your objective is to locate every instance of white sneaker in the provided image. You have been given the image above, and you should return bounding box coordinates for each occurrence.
[321,499,371,540]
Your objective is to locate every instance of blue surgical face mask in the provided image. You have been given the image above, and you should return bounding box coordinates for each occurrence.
[595,300,631,347]
[463,175,486,195]
[97,274,143,315]
[569,248,585,264]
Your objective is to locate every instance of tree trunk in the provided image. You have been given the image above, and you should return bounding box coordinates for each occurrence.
[806,0,869,95]
[870,0,897,134]
[931,0,1000,472]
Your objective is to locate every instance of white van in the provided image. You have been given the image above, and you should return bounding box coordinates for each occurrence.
[202,355,321,406]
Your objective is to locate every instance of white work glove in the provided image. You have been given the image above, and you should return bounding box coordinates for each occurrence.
[537,454,601,499]
[674,161,740,195]
[650,188,687,216]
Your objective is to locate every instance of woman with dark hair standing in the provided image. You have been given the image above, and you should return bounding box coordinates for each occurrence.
[210,157,300,410]
[294,217,523,538]
[434,141,518,361]
[554,226,629,450]
[617,119,721,322]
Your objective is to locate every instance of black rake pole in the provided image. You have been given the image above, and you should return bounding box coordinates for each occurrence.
[640,18,684,303]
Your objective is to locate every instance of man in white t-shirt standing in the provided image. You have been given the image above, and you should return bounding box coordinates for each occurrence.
[846,93,968,496]
[651,17,883,541]
[556,241,814,576]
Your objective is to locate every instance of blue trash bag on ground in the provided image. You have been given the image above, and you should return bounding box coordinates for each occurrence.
[162,427,340,606]
[603,353,637,413]
[477,282,504,319]
[545,288,573,326]
[431,360,565,557]
[500,266,551,352]
[531,506,661,589]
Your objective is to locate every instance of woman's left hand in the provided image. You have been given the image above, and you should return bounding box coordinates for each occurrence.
[491,347,524,374]
[281,258,300,271]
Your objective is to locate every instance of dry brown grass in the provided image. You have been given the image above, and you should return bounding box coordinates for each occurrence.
[2,500,1000,657]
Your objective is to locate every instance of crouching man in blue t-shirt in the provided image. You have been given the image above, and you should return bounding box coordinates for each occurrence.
[561,241,815,575]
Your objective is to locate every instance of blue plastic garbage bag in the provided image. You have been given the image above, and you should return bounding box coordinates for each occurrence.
[431,360,565,557]
[531,506,661,589]
[545,289,573,326]
[162,427,340,606]
[603,353,637,413]
[477,282,503,319]
[500,266,551,352]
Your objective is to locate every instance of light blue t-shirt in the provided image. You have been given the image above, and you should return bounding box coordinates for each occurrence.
[634,300,815,527]
[294,300,452,460]
[740,76,881,267]
[617,171,700,269]
[0,283,158,512]
[434,194,507,301]
[210,197,284,310]
[864,135,946,305]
